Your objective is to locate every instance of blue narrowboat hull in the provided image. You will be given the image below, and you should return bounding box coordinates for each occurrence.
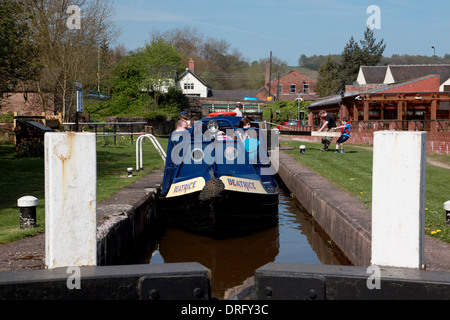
[158,114,279,237]
[159,183,278,236]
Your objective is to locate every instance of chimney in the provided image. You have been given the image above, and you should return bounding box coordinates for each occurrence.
[189,58,195,72]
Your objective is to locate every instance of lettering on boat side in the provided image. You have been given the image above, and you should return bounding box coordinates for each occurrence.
[167,177,206,198]
[220,176,267,194]
[174,181,196,193]
[227,178,256,191]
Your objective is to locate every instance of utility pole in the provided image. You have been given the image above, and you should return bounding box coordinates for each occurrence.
[97,45,101,96]
[268,51,272,98]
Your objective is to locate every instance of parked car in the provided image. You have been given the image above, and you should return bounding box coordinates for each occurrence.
[286,119,300,126]
[87,90,109,100]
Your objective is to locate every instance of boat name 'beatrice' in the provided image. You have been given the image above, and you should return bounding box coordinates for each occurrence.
[173,181,197,194]
[226,178,256,191]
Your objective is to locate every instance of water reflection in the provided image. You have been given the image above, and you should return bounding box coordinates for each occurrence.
[134,188,346,299]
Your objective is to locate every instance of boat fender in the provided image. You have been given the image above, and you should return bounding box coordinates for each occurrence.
[199,178,225,202]
[208,112,237,117]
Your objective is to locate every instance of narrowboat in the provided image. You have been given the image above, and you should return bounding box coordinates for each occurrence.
[158,112,279,237]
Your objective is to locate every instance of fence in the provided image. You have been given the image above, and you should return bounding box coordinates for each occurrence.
[353,119,450,132]
[275,119,450,154]
[63,122,148,145]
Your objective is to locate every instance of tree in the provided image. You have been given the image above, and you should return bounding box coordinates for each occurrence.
[153,27,258,90]
[359,27,386,66]
[106,39,185,117]
[25,0,118,121]
[139,39,184,106]
[298,54,340,71]
[0,0,38,94]
[315,27,386,96]
[339,27,386,89]
[139,40,183,92]
[315,56,340,96]
[338,36,362,89]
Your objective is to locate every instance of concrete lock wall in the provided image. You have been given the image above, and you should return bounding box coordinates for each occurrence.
[96,174,162,266]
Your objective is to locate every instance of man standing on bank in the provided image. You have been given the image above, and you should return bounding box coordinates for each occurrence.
[317,109,337,152]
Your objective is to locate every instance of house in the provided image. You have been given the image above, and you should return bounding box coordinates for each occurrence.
[357,64,450,91]
[356,66,388,84]
[176,58,211,98]
[256,69,319,102]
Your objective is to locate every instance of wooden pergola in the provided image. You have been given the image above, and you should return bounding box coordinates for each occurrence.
[309,92,450,125]
[341,92,450,121]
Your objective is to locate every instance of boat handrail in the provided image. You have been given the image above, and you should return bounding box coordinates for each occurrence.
[136,134,166,170]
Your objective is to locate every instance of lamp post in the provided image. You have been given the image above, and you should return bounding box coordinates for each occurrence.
[296,90,303,122]
[432,46,436,56]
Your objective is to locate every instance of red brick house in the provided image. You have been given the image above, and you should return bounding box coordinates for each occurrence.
[256,69,318,102]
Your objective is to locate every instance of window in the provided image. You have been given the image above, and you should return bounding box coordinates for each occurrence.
[290,84,296,94]
[184,83,194,90]
[303,84,310,94]
[277,84,282,94]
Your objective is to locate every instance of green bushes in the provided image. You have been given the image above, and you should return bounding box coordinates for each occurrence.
[262,100,310,124]
[15,139,44,158]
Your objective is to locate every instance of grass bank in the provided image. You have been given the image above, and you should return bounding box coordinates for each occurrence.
[0,136,167,244]
[280,139,450,243]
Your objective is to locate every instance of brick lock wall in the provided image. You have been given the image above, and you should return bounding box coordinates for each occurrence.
[1,92,56,116]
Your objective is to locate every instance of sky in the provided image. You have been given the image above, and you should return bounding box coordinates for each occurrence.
[111,0,450,65]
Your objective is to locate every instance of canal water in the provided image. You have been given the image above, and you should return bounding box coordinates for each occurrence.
[128,187,348,299]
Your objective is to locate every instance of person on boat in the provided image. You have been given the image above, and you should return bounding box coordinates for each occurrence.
[179,111,190,122]
[237,117,251,141]
[317,109,336,152]
[171,120,189,145]
[333,118,351,153]
[175,119,188,132]
[217,131,233,141]
[233,102,243,117]
[188,117,199,128]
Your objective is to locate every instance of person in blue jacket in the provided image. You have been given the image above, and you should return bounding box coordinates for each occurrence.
[333,118,351,153]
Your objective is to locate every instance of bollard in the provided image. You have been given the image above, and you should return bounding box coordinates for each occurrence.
[127,167,133,177]
[299,145,306,154]
[18,196,38,229]
[445,201,450,225]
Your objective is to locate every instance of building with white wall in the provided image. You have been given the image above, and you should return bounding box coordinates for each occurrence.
[176,58,211,98]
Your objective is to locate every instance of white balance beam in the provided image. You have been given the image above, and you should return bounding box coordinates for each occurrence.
[45,132,97,269]
[310,131,341,137]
